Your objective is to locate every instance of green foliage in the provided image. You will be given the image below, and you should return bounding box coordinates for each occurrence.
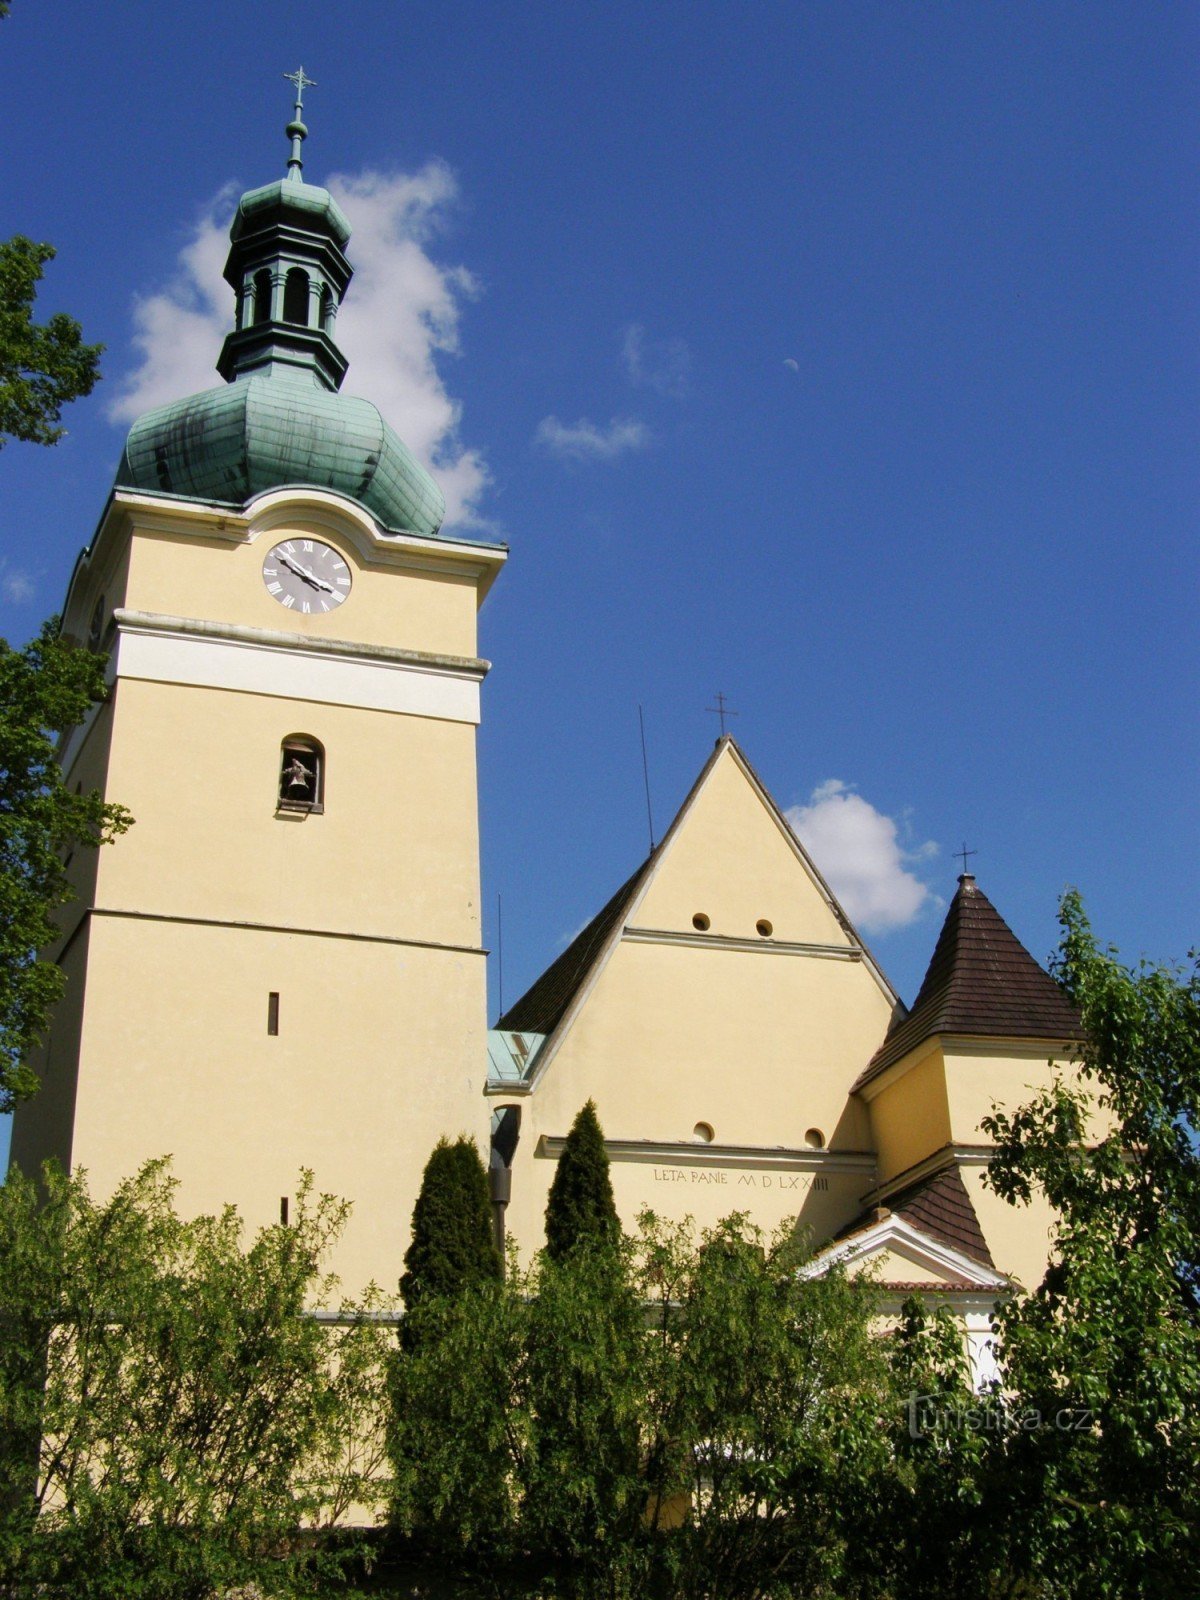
[0,237,101,448]
[0,1158,389,1599]
[389,1209,893,1598]
[983,891,1200,1597]
[0,620,131,1109]
[400,1136,501,1321]
[875,1297,1003,1600]
[544,1099,620,1261]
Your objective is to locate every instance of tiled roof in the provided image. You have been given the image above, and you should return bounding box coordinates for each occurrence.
[496,861,651,1036]
[881,1281,985,1294]
[887,1165,995,1268]
[855,875,1080,1087]
[838,1165,996,1270]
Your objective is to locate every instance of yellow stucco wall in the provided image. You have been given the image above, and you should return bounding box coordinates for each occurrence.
[864,1047,953,1186]
[11,486,496,1295]
[500,746,895,1257]
[864,1041,1094,1287]
[120,516,482,660]
[61,915,487,1294]
[962,1165,1058,1291]
[942,1043,1074,1145]
[95,679,482,949]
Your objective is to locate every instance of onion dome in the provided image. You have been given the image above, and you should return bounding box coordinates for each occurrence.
[114,71,445,537]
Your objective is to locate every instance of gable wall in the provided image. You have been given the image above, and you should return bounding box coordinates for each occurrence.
[502,934,892,1255]
[498,743,901,1258]
[634,749,856,948]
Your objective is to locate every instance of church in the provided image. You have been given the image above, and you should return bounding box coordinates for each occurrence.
[10,105,1083,1342]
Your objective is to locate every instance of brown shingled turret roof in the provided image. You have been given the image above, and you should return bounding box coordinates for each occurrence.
[855,875,1081,1089]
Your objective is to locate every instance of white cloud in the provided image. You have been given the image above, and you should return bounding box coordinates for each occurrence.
[1,566,35,604]
[106,163,488,528]
[622,323,690,398]
[534,415,650,462]
[786,780,937,934]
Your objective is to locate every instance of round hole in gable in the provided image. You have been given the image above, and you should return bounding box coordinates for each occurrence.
[804,1127,826,1150]
[756,919,774,938]
[693,1122,715,1144]
[692,913,710,931]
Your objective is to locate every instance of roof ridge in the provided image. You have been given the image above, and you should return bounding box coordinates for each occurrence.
[495,858,652,1036]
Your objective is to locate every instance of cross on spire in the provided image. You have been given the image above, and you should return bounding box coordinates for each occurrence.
[706,691,739,739]
[283,66,317,180]
[955,842,978,876]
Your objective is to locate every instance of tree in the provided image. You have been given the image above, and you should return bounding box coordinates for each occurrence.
[982,891,1200,1597]
[0,1159,381,1599]
[0,237,102,449]
[389,1208,894,1599]
[399,1135,501,1321]
[0,620,131,1109]
[544,1099,620,1261]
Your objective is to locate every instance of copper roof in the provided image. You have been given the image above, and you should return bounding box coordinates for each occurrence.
[855,875,1081,1088]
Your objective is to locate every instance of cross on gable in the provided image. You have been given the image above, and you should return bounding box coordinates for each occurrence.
[706,691,739,738]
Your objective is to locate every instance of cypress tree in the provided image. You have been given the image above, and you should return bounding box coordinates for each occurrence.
[400,1136,501,1317]
[544,1099,620,1261]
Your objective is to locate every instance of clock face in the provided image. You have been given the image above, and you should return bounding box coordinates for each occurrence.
[261,538,352,615]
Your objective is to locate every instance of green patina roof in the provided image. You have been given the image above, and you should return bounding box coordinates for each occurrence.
[116,375,446,537]
[230,178,352,249]
[112,108,448,537]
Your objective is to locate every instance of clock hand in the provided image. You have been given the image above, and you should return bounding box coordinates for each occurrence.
[278,554,334,592]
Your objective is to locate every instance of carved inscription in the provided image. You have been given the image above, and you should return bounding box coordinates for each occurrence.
[651,1168,829,1192]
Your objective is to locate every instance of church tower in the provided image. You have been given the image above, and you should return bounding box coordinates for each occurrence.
[10,85,504,1291]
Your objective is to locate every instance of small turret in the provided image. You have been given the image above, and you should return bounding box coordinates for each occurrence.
[115,71,446,537]
[216,68,352,392]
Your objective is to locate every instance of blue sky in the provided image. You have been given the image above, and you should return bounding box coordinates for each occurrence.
[1,2,1195,1166]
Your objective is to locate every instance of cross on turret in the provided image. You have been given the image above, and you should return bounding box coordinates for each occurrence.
[283,66,317,179]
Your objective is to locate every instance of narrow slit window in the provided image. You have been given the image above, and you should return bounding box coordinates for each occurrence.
[278,737,324,812]
[267,992,280,1035]
[280,1196,289,1226]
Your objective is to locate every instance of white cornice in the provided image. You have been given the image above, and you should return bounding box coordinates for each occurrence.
[112,609,489,676]
[623,926,862,961]
[536,1135,877,1174]
[806,1213,1010,1293]
[109,609,485,724]
[859,1146,995,1208]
